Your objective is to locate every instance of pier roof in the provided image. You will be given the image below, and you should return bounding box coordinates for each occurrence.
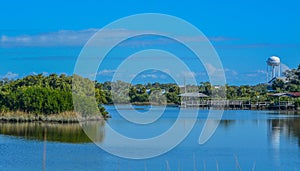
[270,92,300,98]
[287,92,300,97]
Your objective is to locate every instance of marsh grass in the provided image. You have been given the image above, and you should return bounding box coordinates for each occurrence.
[0,110,105,123]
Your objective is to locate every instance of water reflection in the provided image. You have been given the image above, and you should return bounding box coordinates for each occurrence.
[0,121,105,144]
[219,119,236,128]
[268,118,300,146]
[81,121,106,143]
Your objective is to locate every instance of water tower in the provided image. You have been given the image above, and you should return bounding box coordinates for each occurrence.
[266,56,281,83]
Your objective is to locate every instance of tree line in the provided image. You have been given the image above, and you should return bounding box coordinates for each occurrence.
[0,64,299,115]
[0,74,108,117]
[98,64,300,106]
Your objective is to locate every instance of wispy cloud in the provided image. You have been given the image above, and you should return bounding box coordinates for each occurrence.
[97,69,116,76]
[244,70,267,78]
[1,72,19,79]
[137,70,166,79]
[0,28,237,47]
[205,63,232,76]
[1,28,100,47]
[180,71,196,78]
[209,36,239,42]
[215,43,300,49]
[140,74,158,79]
[12,56,76,61]
[281,63,291,73]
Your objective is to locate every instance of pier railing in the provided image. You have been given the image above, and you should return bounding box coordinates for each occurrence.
[180,99,296,110]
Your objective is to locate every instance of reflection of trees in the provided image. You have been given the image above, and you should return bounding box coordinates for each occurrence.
[0,122,105,143]
[81,120,106,143]
[219,119,235,128]
[287,119,300,146]
[268,118,300,146]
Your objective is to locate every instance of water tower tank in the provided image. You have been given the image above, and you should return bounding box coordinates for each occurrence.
[267,56,280,66]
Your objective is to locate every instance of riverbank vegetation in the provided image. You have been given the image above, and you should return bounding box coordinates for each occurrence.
[98,65,300,106]
[0,74,108,122]
[0,65,299,122]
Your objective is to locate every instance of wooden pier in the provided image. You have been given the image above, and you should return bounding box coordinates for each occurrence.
[179,92,299,110]
[180,99,296,110]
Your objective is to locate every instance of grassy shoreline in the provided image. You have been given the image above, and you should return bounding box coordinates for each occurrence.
[0,111,107,123]
[1,106,298,124]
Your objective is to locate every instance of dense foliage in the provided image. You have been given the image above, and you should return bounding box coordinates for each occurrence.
[0,74,108,117]
[99,81,181,105]
[98,65,300,105]
[272,64,300,92]
[97,81,269,104]
[272,64,300,107]
[0,65,299,115]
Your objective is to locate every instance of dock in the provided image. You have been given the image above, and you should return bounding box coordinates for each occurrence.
[180,100,297,110]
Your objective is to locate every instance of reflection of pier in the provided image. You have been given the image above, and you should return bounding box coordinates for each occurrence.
[268,118,300,147]
[268,119,283,150]
[268,101,295,110]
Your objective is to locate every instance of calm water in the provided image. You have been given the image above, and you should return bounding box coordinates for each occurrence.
[1,106,300,171]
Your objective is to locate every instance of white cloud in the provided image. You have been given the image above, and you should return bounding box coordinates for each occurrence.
[227,69,238,76]
[245,73,258,77]
[29,72,38,75]
[0,28,236,47]
[140,74,158,79]
[205,63,217,74]
[0,28,129,47]
[205,63,233,76]
[281,63,291,74]
[180,71,196,78]
[257,70,267,74]
[178,36,237,42]
[97,69,116,76]
[0,28,163,47]
[245,70,267,78]
[1,72,19,79]
[159,74,168,79]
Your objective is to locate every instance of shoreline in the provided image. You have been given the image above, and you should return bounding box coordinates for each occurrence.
[0,111,108,124]
[110,104,300,114]
[1,106,298,124]
[109,103,300,110]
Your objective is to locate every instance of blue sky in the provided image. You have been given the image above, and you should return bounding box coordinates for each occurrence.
[0,0,300,85]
